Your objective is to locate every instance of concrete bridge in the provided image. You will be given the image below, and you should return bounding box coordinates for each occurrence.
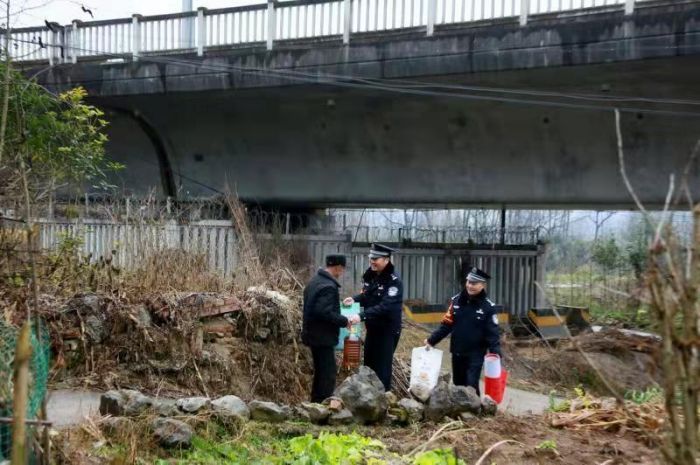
[11,0,700,207]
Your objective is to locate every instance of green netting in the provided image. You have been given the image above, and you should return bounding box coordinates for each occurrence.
[0,319,51,460]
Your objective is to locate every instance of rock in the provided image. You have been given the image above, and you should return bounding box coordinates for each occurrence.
[293,406,311,422]
[211,395,250,421]
[384,392,398,406]
[459,412,477,421]
[153,399,179,417]
[84,314,107,344]
[449,384,482,415]
[101,417,131,435]
[426,382,482,421]
[328,409,354,426]
[425,382,452,421]
[100,389,151,416]
[298,402,330,425]
[360,366,387,392]
[334,366,388,424]
[124,392,154,416]
[99,390,126,416]
[151,418,193,449]
[322,396,344,412]
[249,400,291,423]
[481,396,498,416]
[176,397,210,414]
[398,398,424,423]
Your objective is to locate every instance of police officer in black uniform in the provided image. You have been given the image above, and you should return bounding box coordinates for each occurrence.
[344,244,403,391]
[424,267,501,395]
[302,254,358,402]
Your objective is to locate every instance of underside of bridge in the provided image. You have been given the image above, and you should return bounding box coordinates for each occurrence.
[30,0,700,208]
[91,54,700,208]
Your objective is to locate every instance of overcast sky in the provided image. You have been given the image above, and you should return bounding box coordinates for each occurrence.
[11,0,259,28]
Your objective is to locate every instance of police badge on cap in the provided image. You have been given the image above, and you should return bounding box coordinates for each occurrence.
[466,266,491,283]
[369,243,396,259]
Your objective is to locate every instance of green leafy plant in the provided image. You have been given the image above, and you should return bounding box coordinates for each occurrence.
[285,432,388,465]
[624,387,663,405]
[536,440,557,451]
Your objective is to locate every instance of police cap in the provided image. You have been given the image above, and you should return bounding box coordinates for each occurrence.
[466,266,491,283]
[368,243,396,259]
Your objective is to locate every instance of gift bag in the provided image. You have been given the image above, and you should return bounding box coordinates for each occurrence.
[409,346,443,401]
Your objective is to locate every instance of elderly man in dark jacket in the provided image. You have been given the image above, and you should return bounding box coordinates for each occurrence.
[302,254,359,402]
[425,266,501,396]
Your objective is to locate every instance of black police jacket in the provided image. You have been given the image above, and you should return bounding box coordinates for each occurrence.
[354,262,403,333]
[302,269,349,347]
[427,289,501,356]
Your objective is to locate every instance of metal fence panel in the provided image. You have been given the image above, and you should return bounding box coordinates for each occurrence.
[35,220,543,314]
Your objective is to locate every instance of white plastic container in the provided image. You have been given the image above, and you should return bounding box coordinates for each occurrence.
[484,353,502,379]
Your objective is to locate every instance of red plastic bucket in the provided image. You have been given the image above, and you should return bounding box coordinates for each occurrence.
[484,369,508,404]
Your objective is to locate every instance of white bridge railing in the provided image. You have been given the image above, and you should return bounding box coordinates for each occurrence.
[7,0,647,63]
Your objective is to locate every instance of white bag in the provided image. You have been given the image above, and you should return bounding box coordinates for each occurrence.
[409,346,443,401]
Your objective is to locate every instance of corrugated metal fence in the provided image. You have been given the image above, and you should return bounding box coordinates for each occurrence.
[36,220,544,315]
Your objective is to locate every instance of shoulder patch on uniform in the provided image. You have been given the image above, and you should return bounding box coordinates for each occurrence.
[492,314,499,325]
[388,286,399,297]
[486,298,495,306]
[391,274,398,281]
[451,293,461,300]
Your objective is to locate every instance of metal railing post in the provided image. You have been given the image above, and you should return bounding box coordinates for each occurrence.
[197,7,206,56]
[267,0,275,51]
[426,0,436,36]
[71,20,79,63]
[520,0,530,26]
[48,25,57,65]
[343,0,352,45]
[131,15,141,61]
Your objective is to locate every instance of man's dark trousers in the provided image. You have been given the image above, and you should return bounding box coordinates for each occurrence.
[452,352,484,395]
[364,328,400,391]
[310,345,337,402]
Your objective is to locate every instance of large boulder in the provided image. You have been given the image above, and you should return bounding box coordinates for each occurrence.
[176,397,210,414]
[334,366,388,424]
[448,384,481,415]
[424,382,453,421]
[151,418,193,449]
[425,381,482,421]
[398,398,424,423]
[249,400,292,423]
[211,395,250,421]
